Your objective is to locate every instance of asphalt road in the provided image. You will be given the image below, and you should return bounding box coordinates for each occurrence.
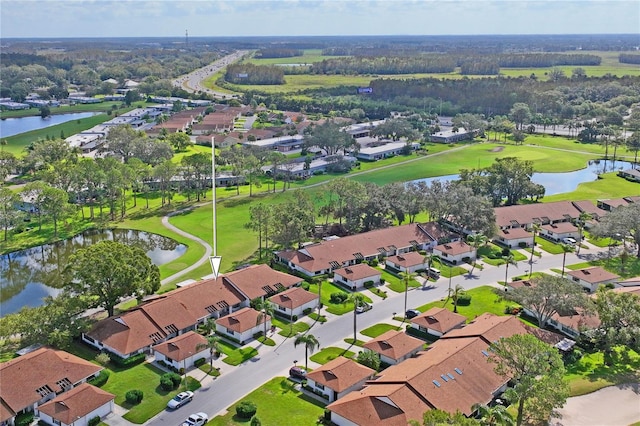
[146,245,607,426]
[172,51,248,99]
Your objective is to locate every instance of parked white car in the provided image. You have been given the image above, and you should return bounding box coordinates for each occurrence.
[167,391,194,409]
[562,237,577,245]
[182,413,208,426]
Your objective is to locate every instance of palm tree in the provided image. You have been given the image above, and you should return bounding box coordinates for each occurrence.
[254,299,276,339]
[473,403,515,426]
[422,252,433,283]
[560,243,574,277]
[448,284,466,313]
[528,223,541,278]
[502,252,518,285]
[400,271,417,321]
[466,234,487,276]
[294,333,320,370]
[345,292,367,342]
[575,211,592,255]
[196,335,221,370]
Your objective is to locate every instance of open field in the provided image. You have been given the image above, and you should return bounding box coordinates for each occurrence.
[209,50,640,94]
[415,286,515,321]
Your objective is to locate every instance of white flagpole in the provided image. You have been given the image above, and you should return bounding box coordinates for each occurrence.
[210,138,221,278]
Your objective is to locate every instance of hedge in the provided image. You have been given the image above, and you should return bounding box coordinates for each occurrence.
[194,357,207,367]
[236,401,257,419]
[108,352,146,367]
[125,389,144,404]
[88,370,110,387]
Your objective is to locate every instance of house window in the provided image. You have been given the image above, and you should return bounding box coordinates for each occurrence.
[315,382,324,390]
[572,277,579,282]
[279,306,286,311]
[227,329,234,335]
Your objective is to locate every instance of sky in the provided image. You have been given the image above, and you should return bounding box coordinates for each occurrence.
[1,0,639,38]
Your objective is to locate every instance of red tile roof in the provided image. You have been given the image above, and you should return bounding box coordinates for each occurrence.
[386,251,425,268]
[278,223,435,273]
[542,222,578,233]
[434,241,474,256]
[87,309,166,356]
[411,307,467,334]
[494,201,578,229]
[215,307,266,333]
[170,276,245,319]
[0,348,102,416]
[441,313,529,344]
[362,330,424,361]
[268,287,319,310]
[327,383,427,426]
[37,383,114,425]
[224,264,303,300]
[305,356,375,393]
[152,331,208,362]
[334,264,381,281]
[497,227,532,239]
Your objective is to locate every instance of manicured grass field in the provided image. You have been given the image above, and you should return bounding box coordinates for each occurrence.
[564,348,640,396]
[360,323,402,338]
[217,339,259,366]
[208,377,325,426]
[415,285,515,322]
[543,172,640,203]
[534,237,565,255]
[272,318,310,338]
[309,347,355,365]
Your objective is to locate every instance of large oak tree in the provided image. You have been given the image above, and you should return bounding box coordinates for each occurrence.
[67,241,160,317]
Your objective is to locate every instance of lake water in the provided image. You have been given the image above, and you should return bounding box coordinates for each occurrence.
[0,229,186,316]
[410,159,635,196]
[0,112,99,138]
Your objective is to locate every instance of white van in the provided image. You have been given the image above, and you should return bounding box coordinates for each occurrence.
[427,267,441,279]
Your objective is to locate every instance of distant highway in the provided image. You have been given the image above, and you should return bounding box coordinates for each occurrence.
[172,50,248,99]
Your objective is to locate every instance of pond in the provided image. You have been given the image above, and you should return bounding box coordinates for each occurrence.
[0,229,186,316]
[410,159,635,196]
[0,112,99,138]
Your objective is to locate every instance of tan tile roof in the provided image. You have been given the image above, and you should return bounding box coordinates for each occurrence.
[386,251,425,268]
[170,276,245,318]
[494,201,578,228]
[362,330,424,361]
[441,313,528,344]
[551,308,600,331]
[224,264,302,300]
[334,264,381,281]
[411,307,467,334]
[567,267,620,284]
[305,356,375,393]
[613,286,640,297]
[216,307,267,333]
[268,287,319,309]
[153,331,208,362]
[87,309,165,356]
[136,297,199,336]
[571,200,606,218]
[0,348,102,415]
[542,222,578,233]
[0,399,14,423]
[434,241,474,256]
[37,383,114,424]
[278,223,435,273]
[327,383,427,426]
[599,198,631,208]
[497,227,532,239]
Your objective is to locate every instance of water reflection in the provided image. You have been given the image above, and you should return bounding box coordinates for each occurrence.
[0,112,99,138]
[411,159,635,196]
[0,229,186,316]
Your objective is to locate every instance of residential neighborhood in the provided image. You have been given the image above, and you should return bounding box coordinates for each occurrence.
[1,16,640,426]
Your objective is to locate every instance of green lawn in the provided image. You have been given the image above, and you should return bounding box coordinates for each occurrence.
[307,281,372,315]
[564,347,640,396]
[360,323,402,338]
[565,255,640,280]
[478,244,528,266]
[415,285,515,322]
[271,317,310,338]
[309,347,356,365]
[217,339,260,366]
[534,237,565,254]
[430,257,468,278]
[380,268,421,293]
[207,377,325,425]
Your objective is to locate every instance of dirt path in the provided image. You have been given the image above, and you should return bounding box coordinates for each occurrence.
[551,383,640,426]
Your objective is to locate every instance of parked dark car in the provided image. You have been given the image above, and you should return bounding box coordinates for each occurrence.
[405,309,421,319]
[289,366,307,380]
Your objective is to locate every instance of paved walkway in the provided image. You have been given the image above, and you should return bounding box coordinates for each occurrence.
[551,383,640,426]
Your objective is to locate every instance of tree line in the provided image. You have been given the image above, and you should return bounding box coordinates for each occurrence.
[255,48,303,58]
[225,63,285,85]
[619,53,640,65]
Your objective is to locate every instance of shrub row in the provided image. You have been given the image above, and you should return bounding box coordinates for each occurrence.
[125,389,144,404]
[109,352,146,367]
[160,372,182,391]
[88,370,110,387]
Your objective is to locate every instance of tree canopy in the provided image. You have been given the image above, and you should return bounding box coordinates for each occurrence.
[66,241,160,317]
[489,334,569,426]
